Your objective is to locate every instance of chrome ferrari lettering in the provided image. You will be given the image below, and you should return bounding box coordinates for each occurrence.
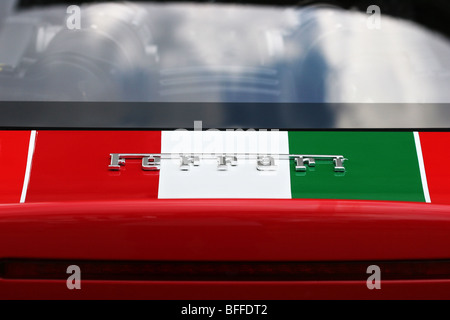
[333,156,346,173]
[180,155,200,171]
[294,156,315,172]
[109,153,126,170]
[293,155,346,173]
[142,155,161,171]
[256,156,277,171]
[109,154,347,173]
[109,153,161,171]
[217,155,238,171]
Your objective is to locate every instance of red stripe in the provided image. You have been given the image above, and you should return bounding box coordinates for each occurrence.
[0,131,31,203]
[419,132,450,204]
[26,131,161,202]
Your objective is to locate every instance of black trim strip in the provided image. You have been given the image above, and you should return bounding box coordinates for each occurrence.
[1,102,450,130]
[2,259,450,281]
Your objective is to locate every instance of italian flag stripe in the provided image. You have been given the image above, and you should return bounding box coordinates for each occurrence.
[26,131,162,202]
[288,132,425,202]
[14,130,449,204]
[159,131,426,202]
[158,130,291,199]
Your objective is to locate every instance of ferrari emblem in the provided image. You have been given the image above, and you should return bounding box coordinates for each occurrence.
[109,153,347,173]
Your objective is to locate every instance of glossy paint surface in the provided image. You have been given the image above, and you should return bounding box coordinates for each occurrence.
[18,130,429,202]
[289,132,425,202]
[159,130,291,198]
[26,131,161,202]
[2,280,450,300]
[1,199,450,261]
[420,132,450,205]
[0,131,30,203]
[1,199,450,299]
[1,130,450,299]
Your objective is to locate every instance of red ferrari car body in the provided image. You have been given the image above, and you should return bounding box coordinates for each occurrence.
[2,0,450,300]
[1,130,450,299]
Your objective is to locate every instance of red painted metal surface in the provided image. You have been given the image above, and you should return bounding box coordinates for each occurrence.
[2,280,450,300]
[1,131,450,299]
[1,199,450,299]
[26,131,161,202]
[0,199,449,262]
[420,132,450,205]
[0,131,30,204]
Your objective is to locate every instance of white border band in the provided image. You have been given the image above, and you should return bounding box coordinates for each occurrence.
[20,130,37,203]
[413,132,431,203]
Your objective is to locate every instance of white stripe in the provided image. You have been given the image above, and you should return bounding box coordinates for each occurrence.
[20,130,37,203]
[158,131,291,199]
[413,132,431,203]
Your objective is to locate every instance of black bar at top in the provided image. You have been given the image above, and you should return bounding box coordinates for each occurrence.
[0,102,450,130]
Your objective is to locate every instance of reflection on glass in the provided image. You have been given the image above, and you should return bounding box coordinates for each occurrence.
[0,2,449,105]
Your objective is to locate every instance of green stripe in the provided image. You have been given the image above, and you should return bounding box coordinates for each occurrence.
[288,132,425,202]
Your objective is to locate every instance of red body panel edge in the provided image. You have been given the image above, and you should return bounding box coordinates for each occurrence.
[1,199,450,261]
[1,199,450,299]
